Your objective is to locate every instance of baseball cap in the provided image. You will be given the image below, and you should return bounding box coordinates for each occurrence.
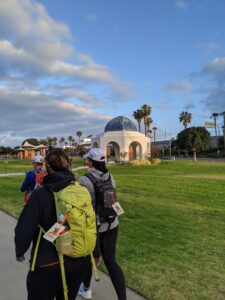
[83,148,105,162]
[32,155,44,164]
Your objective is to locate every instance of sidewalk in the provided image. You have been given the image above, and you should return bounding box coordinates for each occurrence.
[0,166,88,178]
[0,211,145,300]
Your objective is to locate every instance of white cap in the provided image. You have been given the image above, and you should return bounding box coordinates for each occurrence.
[32,155,44,164]
[83,148,105,162]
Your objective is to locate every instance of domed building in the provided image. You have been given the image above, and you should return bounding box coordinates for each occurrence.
[91,116,151,162]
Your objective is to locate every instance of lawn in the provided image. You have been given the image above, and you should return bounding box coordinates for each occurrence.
[0,157,85,173]
[1,160,225,299]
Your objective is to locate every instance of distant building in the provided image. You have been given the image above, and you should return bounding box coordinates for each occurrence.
[79,138,92,151]
[91,116,151,162]
[17,142,47,159]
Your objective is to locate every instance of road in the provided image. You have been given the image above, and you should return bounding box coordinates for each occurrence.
[0,211,145,300]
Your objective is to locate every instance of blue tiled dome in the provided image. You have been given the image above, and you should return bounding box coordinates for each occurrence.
[104,116,137,132]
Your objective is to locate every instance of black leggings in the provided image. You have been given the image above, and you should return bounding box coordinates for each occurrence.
[83,226,127,300]
[27,256,91,300]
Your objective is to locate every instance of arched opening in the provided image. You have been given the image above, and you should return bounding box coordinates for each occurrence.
[93,142,99,148]
[129,142,142,160]
[107,142,120,163]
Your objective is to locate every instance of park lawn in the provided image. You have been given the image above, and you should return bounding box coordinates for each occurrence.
[1,161,225,299]
[0,157,84,174]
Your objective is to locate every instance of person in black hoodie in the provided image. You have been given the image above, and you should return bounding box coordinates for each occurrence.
[15,149,93,300]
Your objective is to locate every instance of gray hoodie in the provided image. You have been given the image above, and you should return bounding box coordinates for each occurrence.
[79,168,119,232]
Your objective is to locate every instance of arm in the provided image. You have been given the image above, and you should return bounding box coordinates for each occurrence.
[14,190,40,258]
[79,175,96,207]
[20,171,33,192]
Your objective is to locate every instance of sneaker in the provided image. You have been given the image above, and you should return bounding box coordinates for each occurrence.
[78,283,92,299]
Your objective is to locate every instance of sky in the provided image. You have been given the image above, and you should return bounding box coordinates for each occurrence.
[0,0,225,146]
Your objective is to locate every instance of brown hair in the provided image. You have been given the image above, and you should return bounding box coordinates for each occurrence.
[45,149,71,173]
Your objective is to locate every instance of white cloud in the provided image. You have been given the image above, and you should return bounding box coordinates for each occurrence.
[175,0,188,10]
[0,0,132,145]
[0,0,130,89]
[203,57,225,77]
[156,102,174,110]
[0,86,111,146]
[166,80,192,91]
[54,87,103,106]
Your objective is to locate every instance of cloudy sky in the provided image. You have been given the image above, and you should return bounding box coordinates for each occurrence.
[0,0,225,146]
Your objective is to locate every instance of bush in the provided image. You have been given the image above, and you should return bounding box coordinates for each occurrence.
[151,158,161,165]
[127,159,151,166]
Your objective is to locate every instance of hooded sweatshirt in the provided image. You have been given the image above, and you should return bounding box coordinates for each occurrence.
[79,168,119,233]
[15,170,75,267]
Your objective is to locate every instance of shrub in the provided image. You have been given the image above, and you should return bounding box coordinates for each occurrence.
[128,159,152,166]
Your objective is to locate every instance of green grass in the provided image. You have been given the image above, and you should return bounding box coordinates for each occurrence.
[0,157,84,173]
[1,160,225,299]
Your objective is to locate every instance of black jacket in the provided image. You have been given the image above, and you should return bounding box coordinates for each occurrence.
[14,170,75,267]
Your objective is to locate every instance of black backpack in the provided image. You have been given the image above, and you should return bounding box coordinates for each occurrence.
[85,173,117,227]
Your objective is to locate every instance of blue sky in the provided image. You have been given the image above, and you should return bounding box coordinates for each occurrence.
[0,0,225,146]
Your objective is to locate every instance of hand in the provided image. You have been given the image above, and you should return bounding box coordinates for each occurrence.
[16,255,25,262]
[94,256,101,267]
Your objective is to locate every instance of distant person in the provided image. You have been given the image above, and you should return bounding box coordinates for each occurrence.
[78,148,127,300]
[15,149,96,300]
[21,155,44,203]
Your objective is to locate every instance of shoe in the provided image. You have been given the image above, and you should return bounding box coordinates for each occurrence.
[78,283,92,299]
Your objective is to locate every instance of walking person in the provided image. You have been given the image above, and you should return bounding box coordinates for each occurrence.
[15,149,96,300]
[78,148,127,300]
[20,154,45,203]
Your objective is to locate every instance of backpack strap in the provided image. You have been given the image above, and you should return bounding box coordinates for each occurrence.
[53,191,69,300]
[30,225,45,271]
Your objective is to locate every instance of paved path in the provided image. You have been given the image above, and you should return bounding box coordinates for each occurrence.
[0,211,145,300]
[0,166,88,178]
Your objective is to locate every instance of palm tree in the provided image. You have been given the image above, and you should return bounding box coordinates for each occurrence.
[179,111,192,129]
[46,137,54,150]
[52,137,57,148]
[133,109,143,132]
[220,111,225,150]
[59,137,65,148]
[141,104,152,136]
[211,112,219,138]
[68,136,74,149]
[152,127,157,143]
[77,131,82,144]
[146,117,153,136]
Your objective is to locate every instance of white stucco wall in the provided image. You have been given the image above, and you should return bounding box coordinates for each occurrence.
[91,131,151,161]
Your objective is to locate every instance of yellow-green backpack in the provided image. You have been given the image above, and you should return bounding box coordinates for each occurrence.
[31,182,98,300]
[54,182,97,257]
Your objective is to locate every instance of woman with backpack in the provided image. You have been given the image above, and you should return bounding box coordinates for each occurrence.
[15,149,96,300]
[78,148,127,300]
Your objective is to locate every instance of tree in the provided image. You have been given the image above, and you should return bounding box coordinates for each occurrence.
[179,111,192,129]
[59,137,65,149]
[152,127,157,143]
[22,138,40,146]
[146,117,153,136]
[68,136,74,149]
[211,112,219,138]
[133,109,143,132]
[77,131,82,144]
[46,137,54,151]
[176,127,210,161]
[220,111,225,150]
[52,137,58,148]
[141,104,152,136]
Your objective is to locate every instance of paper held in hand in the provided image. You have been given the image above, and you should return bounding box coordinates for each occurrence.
[112,202,124,216]
[43,223,66,243]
